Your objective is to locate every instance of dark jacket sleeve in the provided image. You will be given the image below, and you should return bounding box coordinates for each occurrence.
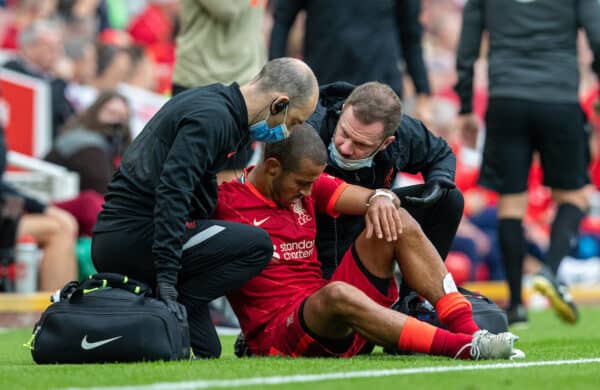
[454,0,484,114]
[393,115,456,183]
[578,0,600,77]
[268,0,305,59]
[152,120,222,286]
[396,0,430,95]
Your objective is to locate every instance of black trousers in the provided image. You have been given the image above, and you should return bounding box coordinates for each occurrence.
[393,185,464,259]
[92,219,273,358]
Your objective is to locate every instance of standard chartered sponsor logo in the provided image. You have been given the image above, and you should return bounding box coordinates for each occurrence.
[278,239,314,260]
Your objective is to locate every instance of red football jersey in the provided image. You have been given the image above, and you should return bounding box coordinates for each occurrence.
[214,170,347,352]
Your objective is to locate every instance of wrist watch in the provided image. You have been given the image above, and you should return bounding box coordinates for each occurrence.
[366,189,396,207]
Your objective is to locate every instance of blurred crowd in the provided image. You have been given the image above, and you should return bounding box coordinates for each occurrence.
[0,0,599,291]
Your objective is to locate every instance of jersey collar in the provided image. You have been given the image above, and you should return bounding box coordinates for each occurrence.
[240,166,278,208]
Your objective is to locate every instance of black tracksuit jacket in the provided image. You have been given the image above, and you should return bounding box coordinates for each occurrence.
[456,0,600,112]
[308,83,455,274]
[94,83,250,285]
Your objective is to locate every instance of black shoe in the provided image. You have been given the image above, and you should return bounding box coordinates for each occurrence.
[234,332,252,357]
[506,304,528,327]
[532,266,579,324]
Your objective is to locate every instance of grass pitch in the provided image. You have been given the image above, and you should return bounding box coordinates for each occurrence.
[1,307,599,390]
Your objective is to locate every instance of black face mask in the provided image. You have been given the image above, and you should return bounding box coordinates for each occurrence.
[101,123,129,156]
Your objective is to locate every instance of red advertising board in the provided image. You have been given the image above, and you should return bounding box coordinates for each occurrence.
[0,69,51,157]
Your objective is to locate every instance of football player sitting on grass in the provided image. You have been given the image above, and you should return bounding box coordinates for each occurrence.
[215,124,524,360]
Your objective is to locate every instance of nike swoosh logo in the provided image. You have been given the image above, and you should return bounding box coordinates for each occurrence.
[253,217,270,226]
[81,335,122,350]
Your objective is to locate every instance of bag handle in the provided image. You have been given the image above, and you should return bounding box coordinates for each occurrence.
[69,273,152,302]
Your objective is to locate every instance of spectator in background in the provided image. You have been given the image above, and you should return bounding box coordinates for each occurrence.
[92,43,133,91]
[0,0,58,50]
[63,38,97,86]
[0,126,77,291]
[172,0,267,183]
[45,90,130,195]
[57,0,109,34]
[56,0,109,43]
[62,37,98,112]
[125,44,156,91]
[127,0,179,49]
[2,19,75,138]
[269,0,431,120]
[455,0,600,325]
[172,0,266,93]
[127,0,180,94]
[46,91,130,237]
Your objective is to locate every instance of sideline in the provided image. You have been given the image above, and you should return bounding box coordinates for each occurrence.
[62,357,600,390]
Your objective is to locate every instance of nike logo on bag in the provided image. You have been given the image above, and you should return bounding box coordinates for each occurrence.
[253,217,270,226]
[81,335,122,350]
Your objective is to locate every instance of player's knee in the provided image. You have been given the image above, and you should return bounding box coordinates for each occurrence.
[61,213,79,239]
[399,209,423,238]
[247,228,274,267]
[552,188,589,211]
[322,281,359,311]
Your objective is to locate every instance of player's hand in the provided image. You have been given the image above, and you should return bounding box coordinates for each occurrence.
[403,178,455,208]
[157,282,187,321]
[365,192,402,242]
[459,113,480,148]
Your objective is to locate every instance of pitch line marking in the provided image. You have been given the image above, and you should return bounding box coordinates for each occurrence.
[62,357,600,390]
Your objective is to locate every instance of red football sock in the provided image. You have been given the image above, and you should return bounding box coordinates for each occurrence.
[435,292,480,335]
[397,316,473,359]
[430,328,474,359]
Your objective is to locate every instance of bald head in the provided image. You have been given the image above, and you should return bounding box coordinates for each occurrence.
[252,58,318,110]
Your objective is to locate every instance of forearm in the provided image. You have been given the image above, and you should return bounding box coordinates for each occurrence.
[334,185,400,214]
[455,0,484,114]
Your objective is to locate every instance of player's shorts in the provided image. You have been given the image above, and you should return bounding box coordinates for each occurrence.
[263,245,398,357]
[479,97,590,194]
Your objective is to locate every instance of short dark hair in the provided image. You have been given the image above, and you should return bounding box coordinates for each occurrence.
[343,82,403,137]
[253,58,317,109]
[264,123,327,172]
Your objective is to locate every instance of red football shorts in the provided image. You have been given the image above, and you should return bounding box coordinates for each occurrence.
[263,246,398,357]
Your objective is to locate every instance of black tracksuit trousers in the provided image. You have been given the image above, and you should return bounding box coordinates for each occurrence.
[92,219,273,358]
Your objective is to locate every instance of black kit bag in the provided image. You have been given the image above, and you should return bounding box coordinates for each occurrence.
[376,287,508,355]
[395,287,508,334]
[28,273,191,364]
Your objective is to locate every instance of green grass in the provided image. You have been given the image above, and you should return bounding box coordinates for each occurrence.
[1,308,600,390]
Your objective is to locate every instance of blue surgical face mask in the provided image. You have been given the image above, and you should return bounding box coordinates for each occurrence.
[328,141,376,171]
[249,105,289,143]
